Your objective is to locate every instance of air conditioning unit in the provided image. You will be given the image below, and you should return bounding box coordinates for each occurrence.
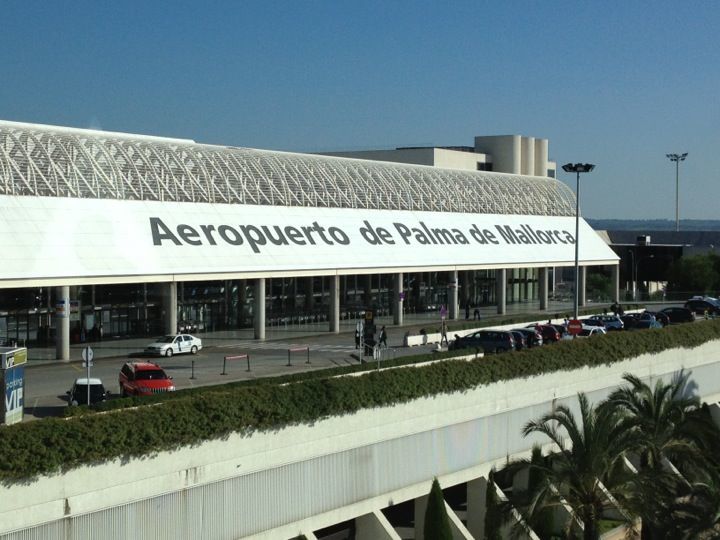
[636,235,651,246]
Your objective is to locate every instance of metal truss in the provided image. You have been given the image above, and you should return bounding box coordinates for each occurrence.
[0,121,577,216]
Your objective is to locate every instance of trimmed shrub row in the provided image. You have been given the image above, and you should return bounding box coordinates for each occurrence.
[0,317,717,483]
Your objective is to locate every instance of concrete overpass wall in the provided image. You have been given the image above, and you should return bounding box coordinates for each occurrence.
[2,342,720,539]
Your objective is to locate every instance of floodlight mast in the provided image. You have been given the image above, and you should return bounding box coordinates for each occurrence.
[666,153,688,232]
[561,163,596,320]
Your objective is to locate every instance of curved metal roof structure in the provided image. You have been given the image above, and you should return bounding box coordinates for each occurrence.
[0,120,577,216]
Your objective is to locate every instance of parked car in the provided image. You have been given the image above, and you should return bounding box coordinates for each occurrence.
[512,327,543,347]
[67,377,110,406]
[660,307,696,324]
[526,324,561,343]
[580,318,606,329]
[576,327,607,338]
[510,330,528,350]
[449,330,515,354]
[145,334,202,357]
[550,324,568,339]
[585,315,624,331]
[119,361,176,397]
[640,311,670,327]
[632,318,663,330]
[684,298,720,316]
[620,315,639,330]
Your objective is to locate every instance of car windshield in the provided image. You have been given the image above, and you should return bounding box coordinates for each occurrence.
[135,369,168,381]
[157,336,176,343]
[73,384,105,401]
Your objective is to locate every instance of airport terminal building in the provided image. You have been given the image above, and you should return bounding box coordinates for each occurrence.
[0,120,619,358]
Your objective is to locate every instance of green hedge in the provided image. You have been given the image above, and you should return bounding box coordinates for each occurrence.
[0,317,716,483]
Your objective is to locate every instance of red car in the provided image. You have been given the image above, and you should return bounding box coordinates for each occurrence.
[527,324,561,343]
[119,361,175,397]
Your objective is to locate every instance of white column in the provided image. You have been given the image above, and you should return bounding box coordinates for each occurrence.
[521,136,535,175]
[496,269,507,315]
[164,282,177,335]
[55,286,70,361]
[254,278,266,340]
[329,275,340,333]
[534,138,549,177]
[579,266,587,307]
[449,270,459,320]
[393,272,404,325]
[355,511,398,540]
[539,267,549,310]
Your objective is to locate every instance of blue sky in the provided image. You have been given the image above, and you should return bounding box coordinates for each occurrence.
[1,1,717,220]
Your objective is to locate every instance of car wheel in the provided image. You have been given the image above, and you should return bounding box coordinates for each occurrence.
[165,348,173,357]
[191,345,198,355]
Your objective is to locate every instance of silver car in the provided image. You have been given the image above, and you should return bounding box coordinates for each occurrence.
[145,334,203,357]
[585,315,624,331]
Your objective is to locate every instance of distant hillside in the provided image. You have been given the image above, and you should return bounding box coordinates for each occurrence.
[588,219,720,231]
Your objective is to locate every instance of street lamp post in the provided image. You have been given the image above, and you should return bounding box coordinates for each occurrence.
[666,153,688,232]
[562,163,596,320]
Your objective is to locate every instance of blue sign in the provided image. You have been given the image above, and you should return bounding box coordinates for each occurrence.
[4,365,24,425]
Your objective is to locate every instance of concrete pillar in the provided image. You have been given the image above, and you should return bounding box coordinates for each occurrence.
[579,266,587,307]
[355,511,398,540]
[55,286,70,361]
[466,477,488,539]
[164,282,177,335]
[539,267,549,310]
[534,138,549,177]
[254,278,266,340]
[329,275,340,333]
[393,272,404,325]
[461,271,470,311]
[521,136,535,175]
[496,269,507,315]
[304,277,313,312]
[448,270,459,320]
[610,263,620,304]
[414,494,429,540]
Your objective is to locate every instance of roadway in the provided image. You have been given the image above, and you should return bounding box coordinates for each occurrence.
[23,299,657,421]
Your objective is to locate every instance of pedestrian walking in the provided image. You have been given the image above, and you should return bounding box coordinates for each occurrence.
[473,307,481,320]
[440,319,449,346]
[465,303,470,320]
[379,325,388,348]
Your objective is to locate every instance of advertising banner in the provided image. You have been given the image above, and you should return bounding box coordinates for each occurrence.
[0,195,618,282]
[2,365,24,425]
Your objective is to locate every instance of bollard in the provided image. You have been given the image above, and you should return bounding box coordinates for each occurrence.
[223,354,250,375]
[190,360,196,380]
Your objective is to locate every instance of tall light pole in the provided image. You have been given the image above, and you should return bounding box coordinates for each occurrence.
[666,153,688,232]
[562,163,596,320]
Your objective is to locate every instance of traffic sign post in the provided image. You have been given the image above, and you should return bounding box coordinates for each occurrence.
[81,347,94,406]
[567,319,583,336]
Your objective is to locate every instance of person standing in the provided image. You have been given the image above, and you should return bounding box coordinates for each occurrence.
[440,319,449,346]
[465,303,470,320]
[355,320,363,349]
[379,325,388,348]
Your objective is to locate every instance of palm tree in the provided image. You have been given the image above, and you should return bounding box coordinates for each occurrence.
[520,393,638,540]
[604,371,716,473]
[605,371,720,539]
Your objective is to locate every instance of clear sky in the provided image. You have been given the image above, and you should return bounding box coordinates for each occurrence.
[1,1,717,220]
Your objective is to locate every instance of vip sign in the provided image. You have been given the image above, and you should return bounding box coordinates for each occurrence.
[3,366,24,425]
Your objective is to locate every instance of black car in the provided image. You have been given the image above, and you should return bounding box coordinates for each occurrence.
[510,330,527,350]
[67,378,110,406]
[660,307,696,324]
[620,315,639,330]
[684,298,720,316]
[449,330,515,354]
